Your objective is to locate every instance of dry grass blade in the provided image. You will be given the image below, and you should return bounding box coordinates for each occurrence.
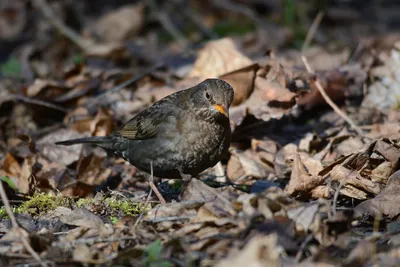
[33,0,94,52]
[302,11,324,52]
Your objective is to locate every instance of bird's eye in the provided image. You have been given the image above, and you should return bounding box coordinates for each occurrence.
[205,92,211,100]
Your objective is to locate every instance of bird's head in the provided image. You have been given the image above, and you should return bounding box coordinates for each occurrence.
[191,78,234,119]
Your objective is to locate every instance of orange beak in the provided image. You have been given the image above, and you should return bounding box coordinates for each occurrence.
[213,104,228,117]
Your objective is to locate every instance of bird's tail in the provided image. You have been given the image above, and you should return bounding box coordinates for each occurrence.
[55,136,114,149]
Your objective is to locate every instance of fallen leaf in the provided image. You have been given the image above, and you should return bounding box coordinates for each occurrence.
[216,234,281,267]
[220,64,258,106]
[287,201,320,232]
[37,128,87,166]
[355,170,400,218]
[60,208,104,228]
[90,3,145,43]
[285,153,324,197]
[189,38,254,79]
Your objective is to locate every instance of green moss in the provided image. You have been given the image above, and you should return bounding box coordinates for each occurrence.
[76,197,95,208]
[76,194,150,216]
[15,193,72,215]
[105,197,150,216]
[8,192,148,219]
[0,207,6,217]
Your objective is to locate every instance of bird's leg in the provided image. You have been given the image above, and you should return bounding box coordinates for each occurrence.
[179,169,193,183]
[148,162,166,204]
[178,169,194,201]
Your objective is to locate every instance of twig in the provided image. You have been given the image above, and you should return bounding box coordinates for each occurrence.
[0,181,48,267]
[181,5,218,39]
[301,56,364,136]
[211,0,272,29]
[33,0,94,52]
[332,179,345,216]
[133,161,160,231]
[145,215,194,224]
[302,11,324,52]
[148,0,188,46]
[11,95,68,113]
[295,234,313,262]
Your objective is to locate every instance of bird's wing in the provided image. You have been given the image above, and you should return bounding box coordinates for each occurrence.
[116,100,176,140]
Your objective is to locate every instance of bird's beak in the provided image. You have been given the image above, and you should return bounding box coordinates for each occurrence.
[213,104,229,117]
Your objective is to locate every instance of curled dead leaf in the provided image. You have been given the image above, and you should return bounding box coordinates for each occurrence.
[285,153,324,197]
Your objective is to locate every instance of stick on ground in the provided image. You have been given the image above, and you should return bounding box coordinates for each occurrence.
[0,181,49,267]
[301,56,364,136]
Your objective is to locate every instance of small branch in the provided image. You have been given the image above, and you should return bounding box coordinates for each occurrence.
[145,215,194,224]
[332,179,345,216]
[302,11,324,52]
[11,95,68,113]
[133,161,160,231]
[301,56,364,136]
[33,0,94,52]
[181,6,218,39]
[0,181,48,267]
[148,0,188,46]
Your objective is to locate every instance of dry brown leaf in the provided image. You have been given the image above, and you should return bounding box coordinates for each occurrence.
[146,200,203,222]
[287,201,320,232]
[247,64,297,121]
[230,59,305,126]
[367,123,400,139]
[24,79,67,98]
[298,65,367,109]
[285,153,324,197]
[188,38,254,79]
[76,153,110,186]
[220,64,258,106]
[216,234,280,267]
[179,178,218,202]
[343,240,375,267]
[90,3,145,43]
[373,139,400,163]
[0,152,35,194]
[64,108,114,136]
[60,208,104,228]
[188,38,257,106]
[355,170,400,218]
[35,159,67,191]
[330,165,382,197]
[73,244,94,263]
[37,128,87,166]
[0,2,26,40]
[227,149,270,182]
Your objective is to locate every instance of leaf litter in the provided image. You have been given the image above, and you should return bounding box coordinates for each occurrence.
[0,1,400,266]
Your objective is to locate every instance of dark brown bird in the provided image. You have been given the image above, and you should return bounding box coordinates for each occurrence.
[56,79,234,183]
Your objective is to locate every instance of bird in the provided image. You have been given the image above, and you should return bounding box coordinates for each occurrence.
[56,78,234,202]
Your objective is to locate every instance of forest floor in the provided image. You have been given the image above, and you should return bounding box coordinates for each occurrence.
[1,0,400,266]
